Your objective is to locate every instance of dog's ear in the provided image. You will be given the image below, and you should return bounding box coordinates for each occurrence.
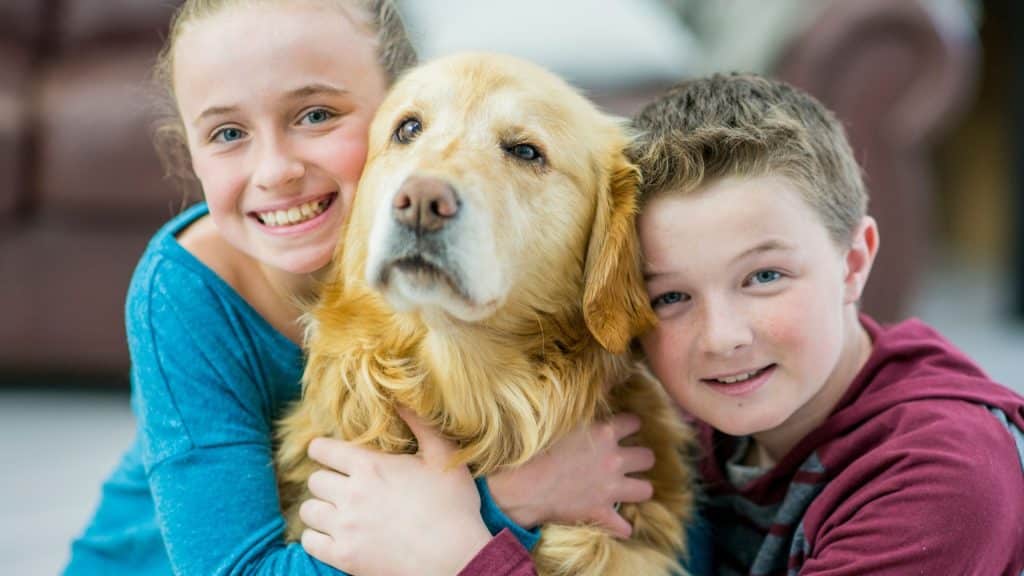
[582,149,656,353]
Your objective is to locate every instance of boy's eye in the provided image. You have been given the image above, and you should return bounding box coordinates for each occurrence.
[301,108,335,125]
[651,291,688,308]
[749,269,783,285]
[212,127,246,143]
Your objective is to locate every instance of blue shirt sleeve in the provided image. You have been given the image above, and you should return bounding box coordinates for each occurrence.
[476,478,542,551]
[129,258,343,576]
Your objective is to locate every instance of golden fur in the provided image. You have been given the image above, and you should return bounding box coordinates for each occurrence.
[276,52,695,575]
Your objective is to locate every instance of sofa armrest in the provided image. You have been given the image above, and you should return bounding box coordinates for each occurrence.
[776,0,979,321]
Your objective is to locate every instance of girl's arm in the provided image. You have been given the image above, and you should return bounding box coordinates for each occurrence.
[301,412,656,574]
[131,262,341,575]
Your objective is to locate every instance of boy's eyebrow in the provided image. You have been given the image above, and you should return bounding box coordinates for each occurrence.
[193,84,350,125]
[732,239,796,263]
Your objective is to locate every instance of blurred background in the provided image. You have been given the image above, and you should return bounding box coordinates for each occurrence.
[1,0,1021,573]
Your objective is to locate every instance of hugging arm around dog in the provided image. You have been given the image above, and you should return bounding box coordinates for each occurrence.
[62,203,539,576]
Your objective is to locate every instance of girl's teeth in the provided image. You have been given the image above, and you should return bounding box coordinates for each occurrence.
[258,198,328,227]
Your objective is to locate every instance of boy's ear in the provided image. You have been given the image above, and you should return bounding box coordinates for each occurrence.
[582,151,657,354]
[843,216,879,304]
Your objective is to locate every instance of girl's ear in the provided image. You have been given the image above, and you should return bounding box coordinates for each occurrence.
[582,151,657,353]
[843,216,879,304]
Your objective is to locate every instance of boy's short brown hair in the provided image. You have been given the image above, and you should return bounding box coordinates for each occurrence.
[629,73,867,245]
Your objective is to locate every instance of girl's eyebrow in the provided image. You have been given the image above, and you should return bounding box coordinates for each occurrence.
[193,84,350,125]
[283,83,349,100]
[193,104,239,126]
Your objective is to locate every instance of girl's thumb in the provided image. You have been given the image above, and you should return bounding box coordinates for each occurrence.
[397,407,455,464]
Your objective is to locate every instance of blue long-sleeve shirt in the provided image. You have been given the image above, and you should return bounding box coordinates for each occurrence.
[63,203,536,575]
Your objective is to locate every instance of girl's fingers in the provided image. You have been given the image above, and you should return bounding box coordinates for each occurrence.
[300,528,336,564]
[397,407,456,465]
[620,445,656,474]
[299,497,337,532]
[614,477,654,505]
[608,412,643,440]
[308,437,370,475]
[307,468,347,502]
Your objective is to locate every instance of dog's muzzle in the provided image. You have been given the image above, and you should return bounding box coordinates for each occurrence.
[374,175,469,301]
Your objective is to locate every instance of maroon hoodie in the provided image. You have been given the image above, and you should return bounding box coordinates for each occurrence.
[701,315,1024,575]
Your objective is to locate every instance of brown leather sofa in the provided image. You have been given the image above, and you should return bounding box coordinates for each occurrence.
[0,0,978,379]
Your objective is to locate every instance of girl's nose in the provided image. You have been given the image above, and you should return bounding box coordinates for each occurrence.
[252,137,305,190]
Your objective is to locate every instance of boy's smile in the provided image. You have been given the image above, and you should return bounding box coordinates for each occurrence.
[639,175,876,465]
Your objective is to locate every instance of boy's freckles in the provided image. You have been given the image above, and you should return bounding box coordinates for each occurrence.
[638,174,867,449]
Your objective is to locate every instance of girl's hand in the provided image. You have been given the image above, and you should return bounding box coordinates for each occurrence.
[300,409,492,576]
[487,413,655,538]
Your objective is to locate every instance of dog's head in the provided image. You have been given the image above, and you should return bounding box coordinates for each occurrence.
[340,53,654,352]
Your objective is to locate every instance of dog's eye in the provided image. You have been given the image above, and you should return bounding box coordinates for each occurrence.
[506,143,543,163]
[394,117,422,144]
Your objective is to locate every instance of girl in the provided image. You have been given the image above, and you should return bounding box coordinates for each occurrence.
[63,1,656,574]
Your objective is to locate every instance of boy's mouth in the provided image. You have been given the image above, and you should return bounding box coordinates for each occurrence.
[252,193,336,228]
[702,364,776,385]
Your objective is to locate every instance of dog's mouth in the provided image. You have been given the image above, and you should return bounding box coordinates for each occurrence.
[378,254,472,303]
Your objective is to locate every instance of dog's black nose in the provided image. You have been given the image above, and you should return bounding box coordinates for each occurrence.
[393,176,460,233]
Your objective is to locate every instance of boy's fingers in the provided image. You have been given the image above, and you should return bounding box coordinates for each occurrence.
[614,477,654,505]
[594,507,633,539]
[609,412,643,440]
[621,446,656,474]
[308,437,367,474]
[397,407,455,464]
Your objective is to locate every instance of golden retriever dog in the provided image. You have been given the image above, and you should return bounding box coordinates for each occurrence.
[275,52,695,575]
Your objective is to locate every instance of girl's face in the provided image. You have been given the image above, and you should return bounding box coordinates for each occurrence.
[173,2,388,274]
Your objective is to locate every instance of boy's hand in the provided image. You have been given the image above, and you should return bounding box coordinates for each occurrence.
[300,408,492,576]
[487,413,655,538]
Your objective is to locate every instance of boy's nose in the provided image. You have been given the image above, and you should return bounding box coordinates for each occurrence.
[253,139,305,190]
[697,299,753,356]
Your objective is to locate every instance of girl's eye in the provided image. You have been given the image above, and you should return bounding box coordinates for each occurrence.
[301,108,335,125]
[651,291,688,309]
[394,117,422,144]
[749,269,783,285]
[212,127,246,143]
[506,143,543,163]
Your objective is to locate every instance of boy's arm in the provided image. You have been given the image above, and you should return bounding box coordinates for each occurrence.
[458,529,537,576]
[796,403,1024,574]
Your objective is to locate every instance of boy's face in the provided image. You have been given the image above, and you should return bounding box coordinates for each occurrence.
[639,175,875,443]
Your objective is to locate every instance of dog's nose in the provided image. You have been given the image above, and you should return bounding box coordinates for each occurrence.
[392,176,460,233]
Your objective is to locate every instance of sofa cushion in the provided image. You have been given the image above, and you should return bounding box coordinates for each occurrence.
[0,47,30,225]
[0,224,153,373]
[36,50,182,228]
[57,0,181,53]
[0,0,47,45]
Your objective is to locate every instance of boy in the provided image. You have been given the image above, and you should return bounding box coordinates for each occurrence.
[629,74,1024,575]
